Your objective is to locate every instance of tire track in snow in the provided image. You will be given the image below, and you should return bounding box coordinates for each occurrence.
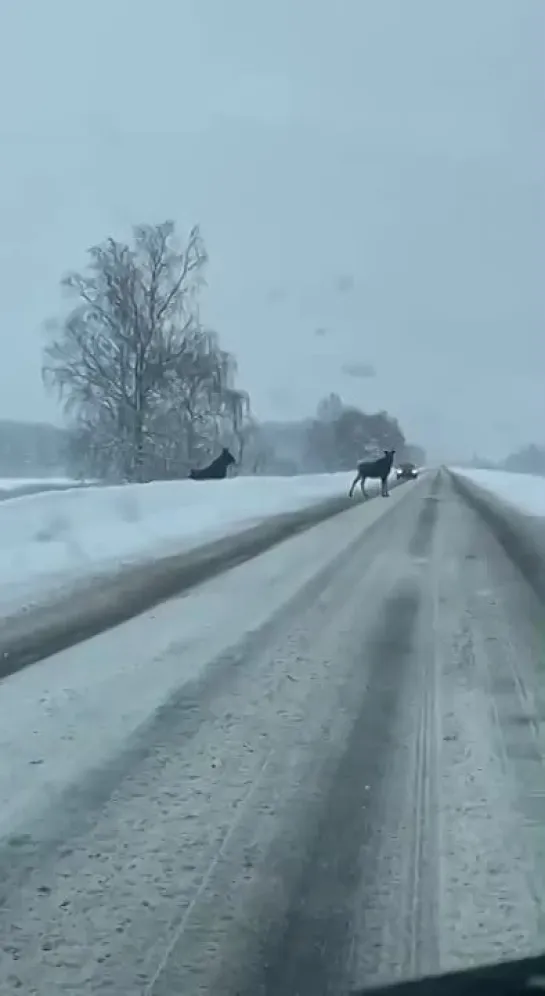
[434,472,544,970]
[151,482,443,996]
[2,472,545,992]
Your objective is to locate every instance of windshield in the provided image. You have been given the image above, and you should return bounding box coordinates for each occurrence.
[0,2,543,994]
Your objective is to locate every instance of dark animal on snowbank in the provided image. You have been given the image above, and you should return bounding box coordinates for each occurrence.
[189,447,236,481]
[349,449,395,499]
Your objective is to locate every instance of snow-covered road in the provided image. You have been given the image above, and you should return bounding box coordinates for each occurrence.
[1,469,544,994]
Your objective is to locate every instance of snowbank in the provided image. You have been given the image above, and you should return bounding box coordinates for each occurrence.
[0,470,395,617]
[0,477,92,502]
[450,468,545,518]
[0,477,78,491]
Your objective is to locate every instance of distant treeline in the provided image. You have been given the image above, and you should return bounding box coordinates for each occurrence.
[503,444,545,476]
[0,420,67,478]
[0,408,426,483]
[467,443,545,477]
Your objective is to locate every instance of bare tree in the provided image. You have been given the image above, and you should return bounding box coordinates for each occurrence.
[142,330,249,476]
[43,221,250,481]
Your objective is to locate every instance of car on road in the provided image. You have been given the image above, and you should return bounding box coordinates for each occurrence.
[396,461,419,481]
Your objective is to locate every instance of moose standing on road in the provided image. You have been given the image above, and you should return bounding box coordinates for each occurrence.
[189,447,236,481]
[349,449,395,500]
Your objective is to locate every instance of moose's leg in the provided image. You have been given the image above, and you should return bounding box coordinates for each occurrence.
[360,476,368,499]
[381,475,389,497]
[348,472,360,498]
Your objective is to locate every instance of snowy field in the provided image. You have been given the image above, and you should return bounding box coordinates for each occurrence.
[451,468,545,518]
[0,470,398,618]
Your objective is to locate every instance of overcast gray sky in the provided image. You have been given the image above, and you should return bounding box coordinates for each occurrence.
[0,0,543,461]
